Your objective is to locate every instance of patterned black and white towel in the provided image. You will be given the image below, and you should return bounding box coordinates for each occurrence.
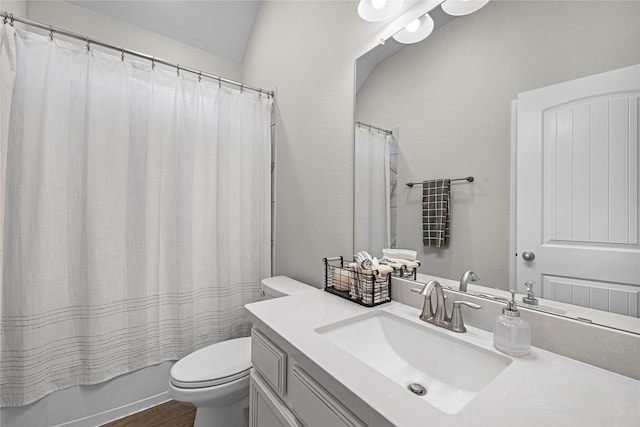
[422,179,451,247]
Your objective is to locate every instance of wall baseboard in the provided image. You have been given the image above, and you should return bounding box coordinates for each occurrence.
[55,392,170,427]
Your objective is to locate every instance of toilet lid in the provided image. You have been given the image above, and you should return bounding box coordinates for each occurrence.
[170,337,251,389]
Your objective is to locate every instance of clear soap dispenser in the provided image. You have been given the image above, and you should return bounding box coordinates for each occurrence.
[493,290,531,357]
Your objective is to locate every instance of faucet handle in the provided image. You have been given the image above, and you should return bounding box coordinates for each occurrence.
[454,301,481,309]
[451,301,481,333]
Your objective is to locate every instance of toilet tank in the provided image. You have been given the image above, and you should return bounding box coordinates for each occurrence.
[260,276,317,300]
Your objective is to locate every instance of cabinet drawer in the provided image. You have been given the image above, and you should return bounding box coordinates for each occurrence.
[250,371,301,427]
[252,328,287,396]
[289,365,364,427]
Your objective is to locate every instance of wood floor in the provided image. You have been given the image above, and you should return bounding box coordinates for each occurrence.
[102,401,196,427]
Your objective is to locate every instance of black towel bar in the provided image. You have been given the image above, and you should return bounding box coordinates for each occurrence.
[406,176,474,187]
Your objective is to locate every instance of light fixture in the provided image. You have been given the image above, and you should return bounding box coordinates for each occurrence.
[441,0,490,17]
[357,0,404,22]
[392,13,434,44]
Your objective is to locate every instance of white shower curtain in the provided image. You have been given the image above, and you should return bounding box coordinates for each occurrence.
[0,26,272,407]
[354,125,391,257]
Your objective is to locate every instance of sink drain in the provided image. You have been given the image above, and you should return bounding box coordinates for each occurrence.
[407,383,427,396]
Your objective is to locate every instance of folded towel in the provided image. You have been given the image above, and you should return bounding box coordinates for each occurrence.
[350,262,390,305]
[381,256,420,270]
[382,249,417,261]
[349,262,361,300]
[379,258,403,269]
[422,179,451,247]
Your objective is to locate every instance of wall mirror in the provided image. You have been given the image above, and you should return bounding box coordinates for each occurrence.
[354,0,640,333]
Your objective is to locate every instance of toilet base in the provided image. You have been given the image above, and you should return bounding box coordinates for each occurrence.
[194,395,249,427]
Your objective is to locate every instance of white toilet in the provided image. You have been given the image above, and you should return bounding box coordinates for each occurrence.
[168,276,315,427]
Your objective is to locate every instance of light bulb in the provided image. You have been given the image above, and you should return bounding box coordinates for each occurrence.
[392,13,434,44]
[441,0,490,16]
[358,0,404,22]
[405,18,420,33]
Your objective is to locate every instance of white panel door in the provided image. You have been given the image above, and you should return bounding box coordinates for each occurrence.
[516,65,640,316]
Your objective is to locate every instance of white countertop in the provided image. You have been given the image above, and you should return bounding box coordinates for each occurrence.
[245,288,640,427]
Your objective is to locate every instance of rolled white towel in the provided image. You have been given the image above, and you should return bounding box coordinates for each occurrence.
[382,248,417,261]
[357,251,374,270]
[371,257,380,269]
[375,264,394,275]
[361,259,373,270]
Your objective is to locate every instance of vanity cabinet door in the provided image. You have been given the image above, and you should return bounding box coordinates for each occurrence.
[250,371,301,427]
[289,365,365,427]
[252,328,288,396]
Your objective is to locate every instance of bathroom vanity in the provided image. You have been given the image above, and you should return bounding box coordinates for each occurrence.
[245,285,640,426]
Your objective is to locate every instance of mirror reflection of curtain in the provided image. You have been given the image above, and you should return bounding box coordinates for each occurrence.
[354,124,392,257]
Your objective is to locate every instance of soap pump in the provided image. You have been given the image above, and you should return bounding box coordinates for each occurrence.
[493,290,531,357]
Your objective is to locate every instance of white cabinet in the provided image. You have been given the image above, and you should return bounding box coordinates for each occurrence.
[250,370,300,427]
[251,329,287,396]
[250,327,365,427]
[289,365,364,427]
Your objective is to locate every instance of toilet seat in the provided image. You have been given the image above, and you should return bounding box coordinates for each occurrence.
[170,337,251,389]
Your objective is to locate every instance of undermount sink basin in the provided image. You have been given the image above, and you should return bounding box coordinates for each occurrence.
[315,310,512,414]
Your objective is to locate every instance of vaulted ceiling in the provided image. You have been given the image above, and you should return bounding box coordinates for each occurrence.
[69,0,262,63]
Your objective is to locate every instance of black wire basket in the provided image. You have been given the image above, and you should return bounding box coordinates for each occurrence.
[323,256,391,307]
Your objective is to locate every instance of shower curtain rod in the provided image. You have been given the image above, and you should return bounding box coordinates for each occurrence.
[356,121,393,135]
[406,176,475,187]
[0,11,274,97]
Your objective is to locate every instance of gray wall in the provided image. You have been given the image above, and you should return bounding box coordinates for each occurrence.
[242,1,402,286]
[356,1,640,289]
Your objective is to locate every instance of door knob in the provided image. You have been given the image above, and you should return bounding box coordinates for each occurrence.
[521,251,535,261]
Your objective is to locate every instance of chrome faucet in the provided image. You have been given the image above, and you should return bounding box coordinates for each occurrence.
[411,280,441,321]
[411,280,481,333]
[522,281,539,305]
[459,270,479,292]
